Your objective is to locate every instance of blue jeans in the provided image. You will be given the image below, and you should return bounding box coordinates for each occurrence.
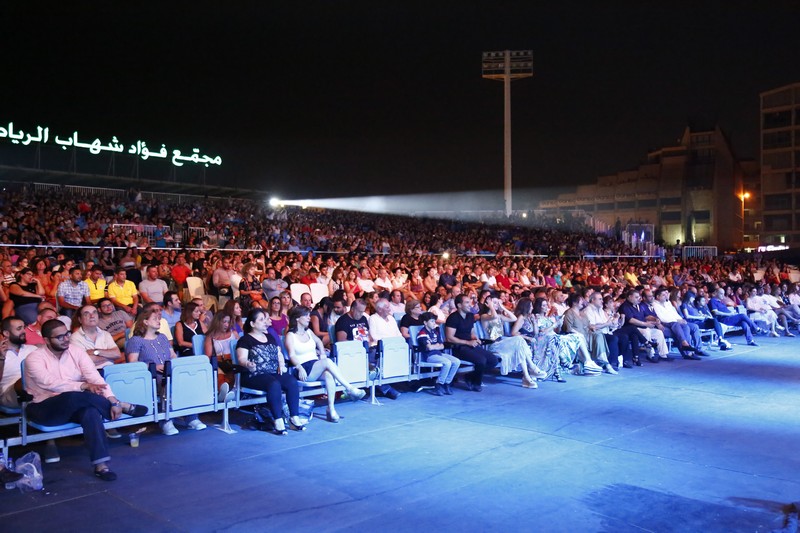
[27,391,111,465]
[427,353,461,384]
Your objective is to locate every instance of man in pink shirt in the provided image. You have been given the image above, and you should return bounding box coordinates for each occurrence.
[24,320,147,481]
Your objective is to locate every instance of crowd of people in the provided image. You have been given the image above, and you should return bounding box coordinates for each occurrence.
[0,184,798,482]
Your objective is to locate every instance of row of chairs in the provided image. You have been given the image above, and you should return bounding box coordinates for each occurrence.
[1,355,225,460]
[0,327,475,458]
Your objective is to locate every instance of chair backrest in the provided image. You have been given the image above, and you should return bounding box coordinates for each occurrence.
[332,340,368,384]
[192,334,207,356]
[290,283,311,304]
[393,312,406,324]
[309,283,328,305]
[408,325,424,348]
[230,273,242,299]
[165,355,214,411]
[378,336,411,379]
[102,362,157,421]
[185,277,206,298]
[502,320,512,337]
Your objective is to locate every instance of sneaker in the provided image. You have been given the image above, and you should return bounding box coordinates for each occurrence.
[106,428,123,439]
[443,383,454,395]
[161,420,179,436]
[720,339,732,349]
[583,360,603,373]
[603,364,618,375]
[769,331,780,337]
[432,383,445,396]
[718,343,729,351]
[44,440,60,463]
[217,382,230,403]
[188,419,207,431]
[748,340,759,347]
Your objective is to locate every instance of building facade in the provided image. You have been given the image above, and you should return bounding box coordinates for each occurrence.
[760,82,800,246]
[539,126,748,250]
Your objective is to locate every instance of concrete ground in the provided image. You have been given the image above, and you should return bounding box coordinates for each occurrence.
[1,334,798,532]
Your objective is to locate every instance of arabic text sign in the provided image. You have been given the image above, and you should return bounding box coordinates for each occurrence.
[0,121,222,168]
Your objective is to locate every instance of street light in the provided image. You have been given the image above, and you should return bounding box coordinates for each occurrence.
[740,191,750,247]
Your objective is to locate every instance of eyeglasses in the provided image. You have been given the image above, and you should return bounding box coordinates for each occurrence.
[50,331,72,341]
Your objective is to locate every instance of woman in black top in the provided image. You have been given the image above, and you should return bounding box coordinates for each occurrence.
[236,308,305,435]
[8,268,45,324]
[174,302,206,356]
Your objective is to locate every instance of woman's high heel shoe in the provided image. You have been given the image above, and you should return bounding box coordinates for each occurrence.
[326,408,341,423]
[347,387,366,402]
[289,417,307,431]
[522,376,538,389]
[273,420,288,436]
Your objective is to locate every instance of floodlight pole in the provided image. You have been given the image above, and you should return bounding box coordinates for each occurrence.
[482,50,533,217]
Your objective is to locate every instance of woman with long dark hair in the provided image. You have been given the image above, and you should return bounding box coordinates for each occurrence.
[236,308,306,435]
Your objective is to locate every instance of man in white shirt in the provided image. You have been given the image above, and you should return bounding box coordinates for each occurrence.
[70,305,122,370]
[366,298,403,399]
[652,288,703,359]
[138,265,169,305]
[1,317,37,409]
[373,268,393,293]
[357,267,375,294]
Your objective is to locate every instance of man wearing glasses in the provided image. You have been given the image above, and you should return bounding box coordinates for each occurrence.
[24,319,147,481]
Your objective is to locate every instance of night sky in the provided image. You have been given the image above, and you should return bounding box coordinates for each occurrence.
[2,2,799,205]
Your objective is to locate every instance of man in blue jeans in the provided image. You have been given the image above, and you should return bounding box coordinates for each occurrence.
[708,288,758,346]
[24,319,147,481]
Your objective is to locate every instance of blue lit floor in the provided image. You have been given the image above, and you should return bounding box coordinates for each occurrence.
[1,335,799,532]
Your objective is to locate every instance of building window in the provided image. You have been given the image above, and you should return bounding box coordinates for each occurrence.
[763,151,793,170]
[616,201,635,209]
[763,110,792,129]
[596,203,614,211]
[638,199,657,208]
[693,210,711,223]
[764,215,792,231]
[660,197,682,206]
[764,193,792,211]
[661,211,681,223]
[763,130,792,149]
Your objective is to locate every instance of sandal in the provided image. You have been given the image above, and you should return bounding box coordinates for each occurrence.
[94,468,118,482]
[289,418,307,431]
[326,408,341,423]
[273,420,288,436]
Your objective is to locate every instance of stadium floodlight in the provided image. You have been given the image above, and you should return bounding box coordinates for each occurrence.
[269,197,280,207]
[482,50,533,217]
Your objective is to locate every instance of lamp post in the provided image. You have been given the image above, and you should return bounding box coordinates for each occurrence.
[740,191,750,248]
[482,50,533,217]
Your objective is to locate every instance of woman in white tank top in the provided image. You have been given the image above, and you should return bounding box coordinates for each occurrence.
[285,306,366,422]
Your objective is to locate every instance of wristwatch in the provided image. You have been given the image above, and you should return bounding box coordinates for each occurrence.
[93,349,100,356]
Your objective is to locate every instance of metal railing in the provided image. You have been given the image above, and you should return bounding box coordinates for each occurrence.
[682,246,718,261]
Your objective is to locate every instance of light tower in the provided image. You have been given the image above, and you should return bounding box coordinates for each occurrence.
[482,50,533,216]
